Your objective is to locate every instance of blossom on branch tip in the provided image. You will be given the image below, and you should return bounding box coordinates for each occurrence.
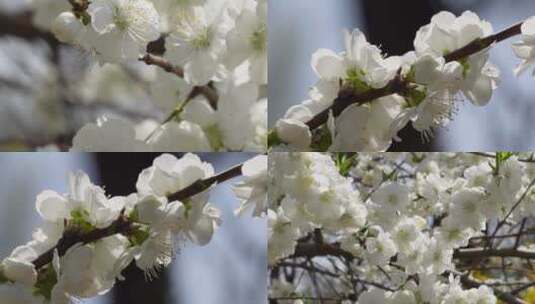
[51,12,84,44]
[225,0,267,84]
[136,153,214,198]
[233,155,268,217]
[274,105,313,150]
[413,11,499,107]
[87,0,160,63]
[1,246,38,287]
[512,16,535,77]
[166,6,228,84]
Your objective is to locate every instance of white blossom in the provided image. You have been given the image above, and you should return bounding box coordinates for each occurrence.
[87,0,160,63]
[513,16,535,77]
[233,155,268,216]
[166,5,229,84]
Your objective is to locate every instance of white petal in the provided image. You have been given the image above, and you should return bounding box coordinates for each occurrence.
[463,74,493,106]
[275,119,312,149]
[521,16,535,37]
[311,48,345,79]
[182,98,217,128]
[121,33,142,61]
[242,155,267,179]
[2,259,37,287]
[149,121,212,152]
[36,190,70,222]
[88,1,114,33]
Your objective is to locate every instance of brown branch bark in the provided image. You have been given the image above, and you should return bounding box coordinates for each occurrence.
[168,163,243,202]
[294,241,535,261]
[140,54,184,78]
[453,248,535,260]
[291,242,354,260]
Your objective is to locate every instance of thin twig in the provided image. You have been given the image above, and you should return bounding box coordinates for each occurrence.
[140,53,184,78]
[490,177,535,245]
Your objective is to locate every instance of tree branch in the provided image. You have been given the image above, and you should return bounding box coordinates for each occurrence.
[454,248,535,260]
[455,272,527,304]
[291,242,354,260]
[294,241,535,262]
[291,241,531,304]
[167,163,243,202]
[292,21,525,134]
[31,159,245,270]
[444,22,522,63]
[140,53,184,78]
[32,211,133,269]
[139,54,219,109]
[489,177,535,244]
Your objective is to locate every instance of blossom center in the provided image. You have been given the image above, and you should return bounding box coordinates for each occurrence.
[344,68,370,93]
[114,4,141,31]
[192,27,213,50]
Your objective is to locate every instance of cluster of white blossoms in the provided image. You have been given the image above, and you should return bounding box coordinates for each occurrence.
[269,152,535,303]
[0,153,267,303]
[268,152,367,264]
[272,11,535,152]
[25,0,267,152]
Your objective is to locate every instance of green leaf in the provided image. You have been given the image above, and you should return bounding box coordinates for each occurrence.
[0,265,9,284]
[204,125,224,151]
[70,209,94,233]
[496,151,515,163]
[183,200,193,218]
[406,66,417,83]
[334,153,357,177]
[33,266,58,300]
[310,125,332,152]
[267,129,282,147]
[405,87,427,108]
[129,207,140,223]
[128,227,150,246]
[458,57,471,78]
[345,68,371,93]
[79,12,91,26]
[411,153,425,163]
[383,169,398,182]
[493,151,516,175]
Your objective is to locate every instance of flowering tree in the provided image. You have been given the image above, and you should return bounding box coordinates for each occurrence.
[269,152,535,304]
[270,11,535,152]
[0,153,267,303]
[0,0,266,152]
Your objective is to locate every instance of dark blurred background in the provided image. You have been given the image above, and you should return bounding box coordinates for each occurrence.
[269,0,535,151]
[0,153,267,304]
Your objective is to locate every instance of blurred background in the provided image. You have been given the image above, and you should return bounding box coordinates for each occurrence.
[0,0,163,151]
[269,0,535,151]
[0,153,267,304]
